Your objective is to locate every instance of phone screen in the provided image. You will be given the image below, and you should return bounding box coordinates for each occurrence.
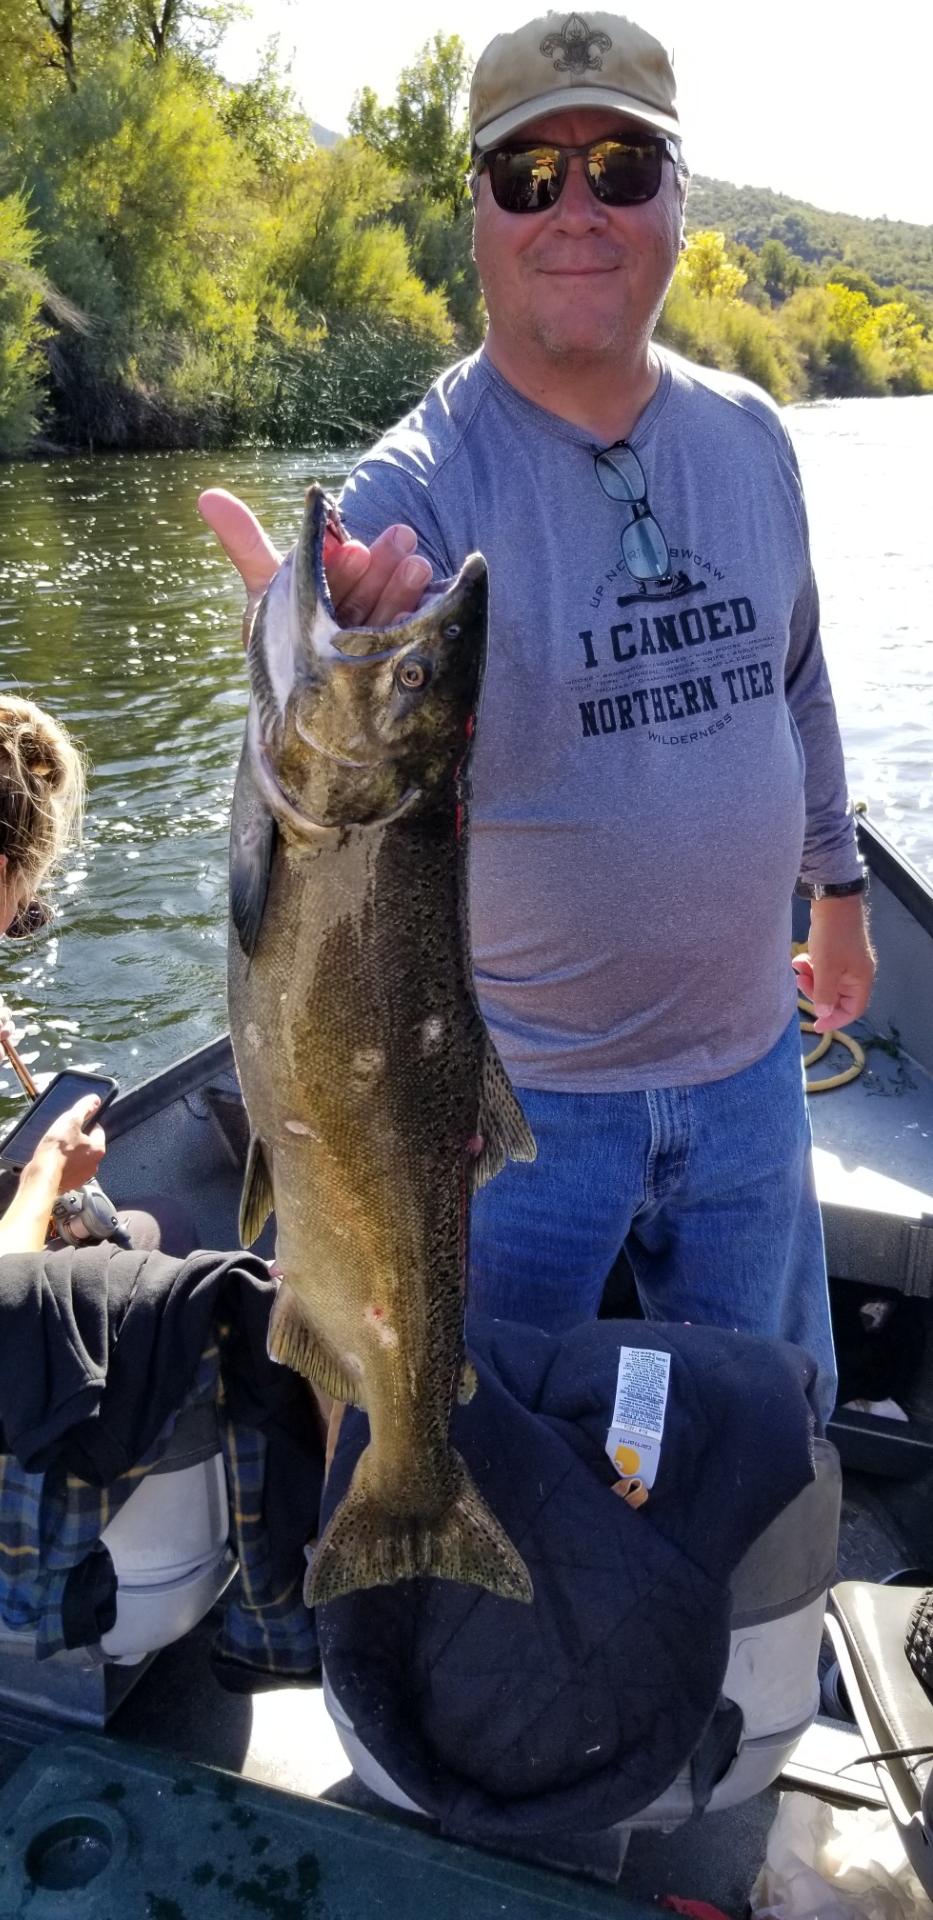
[0,1071,118,1172]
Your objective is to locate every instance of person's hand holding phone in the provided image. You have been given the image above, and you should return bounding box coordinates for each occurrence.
[0,1093,107,1256]
[32,1094,106,1193]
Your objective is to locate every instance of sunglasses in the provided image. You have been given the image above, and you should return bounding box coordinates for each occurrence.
[595,441,672,583]
[476,134,678,215]
[5,898,53,939]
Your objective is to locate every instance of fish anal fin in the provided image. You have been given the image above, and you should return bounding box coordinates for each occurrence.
[305,1446,532,1607]
[239,1134,274,1246]
[267,1285,364,1407]
[470,1041,537,1192]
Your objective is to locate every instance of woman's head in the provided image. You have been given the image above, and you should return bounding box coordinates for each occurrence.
[0,697,84,935]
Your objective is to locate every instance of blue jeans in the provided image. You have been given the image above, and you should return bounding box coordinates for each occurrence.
[470,1014,836,1428]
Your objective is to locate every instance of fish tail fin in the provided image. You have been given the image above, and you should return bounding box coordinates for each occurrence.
[305,1447,532,1608]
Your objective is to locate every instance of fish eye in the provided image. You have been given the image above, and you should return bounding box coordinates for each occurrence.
[396,658,431,691]
[443,624,460,640]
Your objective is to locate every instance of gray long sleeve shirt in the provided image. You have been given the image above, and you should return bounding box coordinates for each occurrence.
[340,347,861,1092]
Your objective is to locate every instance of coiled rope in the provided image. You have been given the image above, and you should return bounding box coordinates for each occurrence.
[792,942,866,1091]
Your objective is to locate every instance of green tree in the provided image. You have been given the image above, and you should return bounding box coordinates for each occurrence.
[219,42,313,183]
[758,237,807,304]
[778,284,890,397]
[868,300,933,393]
[350,33,471,214]
[271,140,452,344]
[679,230,747,303]
[126,0,243,63]
[17,47,263,443]
[659,269,800,403]
[0,192,51,451]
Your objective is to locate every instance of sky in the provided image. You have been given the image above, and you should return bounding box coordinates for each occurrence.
[216,0,933,227]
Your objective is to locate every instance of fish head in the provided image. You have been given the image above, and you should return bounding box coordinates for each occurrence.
[248,485,487,831]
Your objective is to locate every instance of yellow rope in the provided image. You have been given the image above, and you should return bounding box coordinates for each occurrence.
[798,1002,866,1091]
[791,940,866,1091]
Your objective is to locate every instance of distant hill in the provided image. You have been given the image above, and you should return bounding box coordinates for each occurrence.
[687,176,933,297]
[311,121,340,148]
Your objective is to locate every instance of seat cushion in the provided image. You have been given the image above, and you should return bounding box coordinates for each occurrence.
[828,1581,933,1856]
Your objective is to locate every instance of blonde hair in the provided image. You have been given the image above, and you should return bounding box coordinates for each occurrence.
[0,696,85,906]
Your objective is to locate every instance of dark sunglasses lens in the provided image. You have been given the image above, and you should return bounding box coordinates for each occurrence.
[588,139,662,205]
[6,898,53,939]
[622,515,671,581]
[488,146,565,212]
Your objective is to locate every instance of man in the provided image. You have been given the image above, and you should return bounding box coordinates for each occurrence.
[201,11,874,1426]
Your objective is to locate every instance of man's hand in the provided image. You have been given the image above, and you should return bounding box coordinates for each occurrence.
[792,896,876,1033]
[31,1094,106,1194]
[196,489,432,641]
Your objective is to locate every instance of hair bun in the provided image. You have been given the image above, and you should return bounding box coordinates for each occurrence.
[0,696,84,898]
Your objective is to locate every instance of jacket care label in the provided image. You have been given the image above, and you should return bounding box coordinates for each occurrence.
[605,1346,671,1492]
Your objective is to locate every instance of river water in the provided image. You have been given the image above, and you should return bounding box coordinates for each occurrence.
[0,397,930,1114]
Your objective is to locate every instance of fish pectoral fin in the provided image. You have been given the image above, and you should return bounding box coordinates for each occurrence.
[239,1134,274,1246]
[267,1285,364,1406]
[470,1040,537,1192]
[230,759,277,958]
[305,1446,533,1608]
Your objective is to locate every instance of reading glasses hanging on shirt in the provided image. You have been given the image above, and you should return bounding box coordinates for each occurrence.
[594,440,672,584]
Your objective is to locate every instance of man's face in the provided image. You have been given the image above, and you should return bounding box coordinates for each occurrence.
[473,107,684,364]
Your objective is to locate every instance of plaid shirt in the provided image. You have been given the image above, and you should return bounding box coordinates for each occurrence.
[0,1334,319,1682]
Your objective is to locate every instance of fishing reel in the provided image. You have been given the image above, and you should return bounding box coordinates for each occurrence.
[51,1178,133,1250]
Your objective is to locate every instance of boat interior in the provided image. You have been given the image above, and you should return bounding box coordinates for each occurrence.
[1,811,933,1916]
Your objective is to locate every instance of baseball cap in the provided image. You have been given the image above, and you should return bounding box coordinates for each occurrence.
[470,11,680,153]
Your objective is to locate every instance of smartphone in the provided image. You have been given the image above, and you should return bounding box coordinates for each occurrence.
[0,1070,119,1173]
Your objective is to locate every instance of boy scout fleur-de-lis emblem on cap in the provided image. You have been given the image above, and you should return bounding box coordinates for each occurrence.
[540,12,612,73]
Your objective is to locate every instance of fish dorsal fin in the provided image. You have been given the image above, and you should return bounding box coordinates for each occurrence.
[470,1040,537,1193]
[230,763,277,959]
[268,1284,364,1407]
[239,1133,274,1246]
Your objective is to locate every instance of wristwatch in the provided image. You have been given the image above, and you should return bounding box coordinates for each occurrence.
[795,870,869,902]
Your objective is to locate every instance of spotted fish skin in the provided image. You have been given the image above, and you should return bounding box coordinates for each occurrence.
[228,485,535,1608]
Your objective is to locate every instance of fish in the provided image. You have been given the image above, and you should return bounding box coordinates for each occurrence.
[227,484,536,1609]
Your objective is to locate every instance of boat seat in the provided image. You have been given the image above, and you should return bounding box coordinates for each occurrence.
[826,1581,933,1897]
[324,1439,842,1872]
[0,1397,235,1724]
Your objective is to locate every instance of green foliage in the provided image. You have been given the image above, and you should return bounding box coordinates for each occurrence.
[405,202,483,345]
[687,175,933,296]
[680,230,747,302]
[349,33,472,215]
[269,140,453,345]
[250,315,453,447]
[659,260,801,404]
[218,41,313,183]
[2,6,930,458]
[0,192,51,452]
[779,282,933,397]
[758,238,809,303]
[11,47,261,443]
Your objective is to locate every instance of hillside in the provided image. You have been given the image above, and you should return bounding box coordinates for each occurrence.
[687,176,933,297]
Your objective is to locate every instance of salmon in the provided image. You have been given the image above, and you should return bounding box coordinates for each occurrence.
[228,485,535,1607]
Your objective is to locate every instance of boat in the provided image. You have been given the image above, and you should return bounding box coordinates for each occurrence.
[0,809,932,1917]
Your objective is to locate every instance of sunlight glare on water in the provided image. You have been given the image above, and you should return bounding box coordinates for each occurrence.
[787,394,933,877]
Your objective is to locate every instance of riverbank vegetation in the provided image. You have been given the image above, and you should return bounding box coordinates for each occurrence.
[1,8,931,456]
